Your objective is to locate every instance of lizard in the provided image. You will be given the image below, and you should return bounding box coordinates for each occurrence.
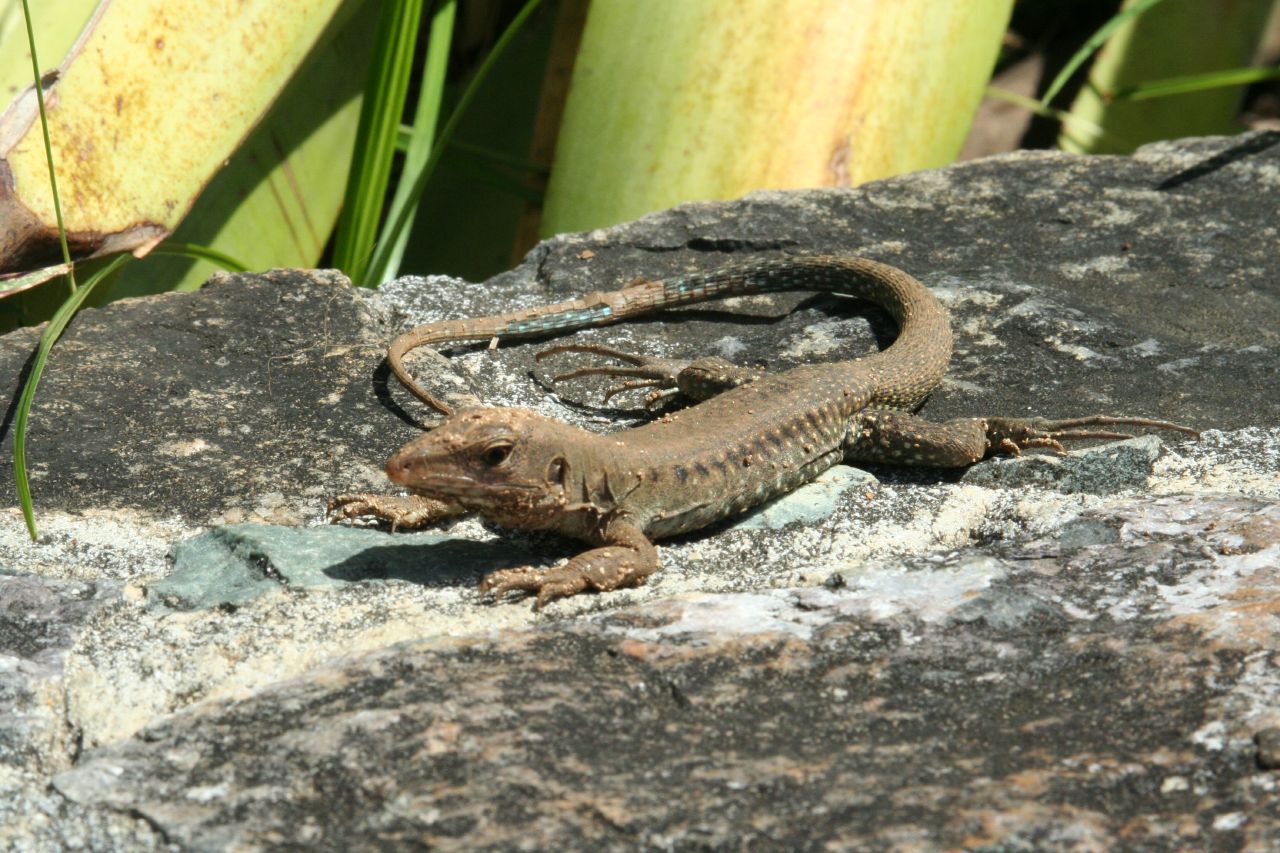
[329,255,1198,608]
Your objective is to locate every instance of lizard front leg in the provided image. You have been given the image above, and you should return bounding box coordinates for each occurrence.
[327,493,466,531]
[480,518,659,609]
[844,409,1199,467]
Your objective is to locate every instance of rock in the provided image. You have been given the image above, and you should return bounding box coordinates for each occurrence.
[0,268,390,527]
[1257,728,1280,770]
[730,464,878,531]
[152,523,526,611]
[2,132,1279,848]
[960,434,1163,494]
[0,571,120,774]
[51,493,1280,848]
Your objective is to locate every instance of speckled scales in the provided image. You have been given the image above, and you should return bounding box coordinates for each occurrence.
[345,256,1195,607]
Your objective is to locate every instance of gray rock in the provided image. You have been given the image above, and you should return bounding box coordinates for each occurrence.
[1257,728,1280,770]
[153,523,529,610]
[2,132,1279,848]
[960,434,1163,494]
[0,571,120,773]
[0,769,166,853]
[52,492,1280,849]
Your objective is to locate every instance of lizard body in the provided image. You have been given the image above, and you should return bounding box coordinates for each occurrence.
[331,256,1196,607]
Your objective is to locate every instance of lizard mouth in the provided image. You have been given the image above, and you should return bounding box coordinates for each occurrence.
[401,474,542,499]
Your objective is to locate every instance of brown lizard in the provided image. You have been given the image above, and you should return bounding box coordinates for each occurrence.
[329,255,1197,608]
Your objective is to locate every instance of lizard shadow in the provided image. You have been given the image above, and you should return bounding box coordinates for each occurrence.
[0,346,36,449]
[529,293,899,417]
[369,292,897,427]
[321,535,551,587]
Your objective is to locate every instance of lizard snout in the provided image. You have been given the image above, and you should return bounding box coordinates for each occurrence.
[385,447,419,484]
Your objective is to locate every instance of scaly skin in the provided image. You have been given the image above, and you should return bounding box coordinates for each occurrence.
[330,256,1198,608]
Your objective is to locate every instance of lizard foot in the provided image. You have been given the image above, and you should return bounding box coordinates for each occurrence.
[536,343,684,406]
[985,415,1200,456]
[480,542,658,610]
[327,493,461,532]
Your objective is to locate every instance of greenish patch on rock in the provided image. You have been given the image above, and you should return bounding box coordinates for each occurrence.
[150,524,513,611]
[731,465,878,531]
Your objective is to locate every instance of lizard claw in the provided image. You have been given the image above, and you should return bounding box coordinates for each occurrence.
[986,415,1199,457]
[536,343,685,404]
[479,541,658,609]
[479,564,588,610]
[327,493,459,531]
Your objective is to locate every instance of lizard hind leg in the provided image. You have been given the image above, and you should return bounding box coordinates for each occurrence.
[844,409,1199,468]
[537,342,763,406]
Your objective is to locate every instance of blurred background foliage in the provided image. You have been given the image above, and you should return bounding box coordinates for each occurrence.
[2,0,1278,327]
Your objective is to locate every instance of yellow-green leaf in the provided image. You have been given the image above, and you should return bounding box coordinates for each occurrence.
[542,0,1013,236]
[0,0,352,272]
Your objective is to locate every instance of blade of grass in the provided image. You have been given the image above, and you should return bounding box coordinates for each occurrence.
[1039,0,1170,107]
[373,0,456,284]
[1109,65,1280,102]
[20,0,74,290]
[14,0,82,538]
[14,253,132,539]
[449,139,550,174]
[331,0,424,284]
[986,85,1109,141]
[365,0,543,285]
[149,241,251,272]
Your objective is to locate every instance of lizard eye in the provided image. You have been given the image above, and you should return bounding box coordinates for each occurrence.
[482,443,513,466]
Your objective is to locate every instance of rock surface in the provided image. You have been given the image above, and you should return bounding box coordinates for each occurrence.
[1,132,1278,849]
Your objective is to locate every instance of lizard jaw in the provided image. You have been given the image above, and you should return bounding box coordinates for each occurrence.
[385,452,544,502]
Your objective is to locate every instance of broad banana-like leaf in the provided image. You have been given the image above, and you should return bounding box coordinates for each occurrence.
[0,0,96,106]
[0,0,355,274]
[113,3,375,297]
[1060,0,1275,154]
[541,0,1013,236]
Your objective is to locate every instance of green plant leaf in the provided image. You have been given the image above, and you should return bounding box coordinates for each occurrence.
[541,0,1012,236]
[1,0,354,274]
[109,3,378,299]
[331,0,424,284]
[365,0,543,285]
[370,0,456,284]
[14,253,130,539]
[1109,65,1280,102]
[1059,0,1274,154]
[1039,0,1169,107]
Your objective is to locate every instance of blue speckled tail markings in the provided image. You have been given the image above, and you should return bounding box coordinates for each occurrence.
[386,255,951,416]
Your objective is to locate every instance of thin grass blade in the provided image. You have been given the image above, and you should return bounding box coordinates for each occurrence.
[331,0,424,284]
[1110,65,1280,102]
[372,0,456,284]
[365,0,542,285]
[1039,0,1169,107]
[14,254,131,539]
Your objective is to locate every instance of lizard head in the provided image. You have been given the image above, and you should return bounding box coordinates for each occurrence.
[384,407,595,529]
